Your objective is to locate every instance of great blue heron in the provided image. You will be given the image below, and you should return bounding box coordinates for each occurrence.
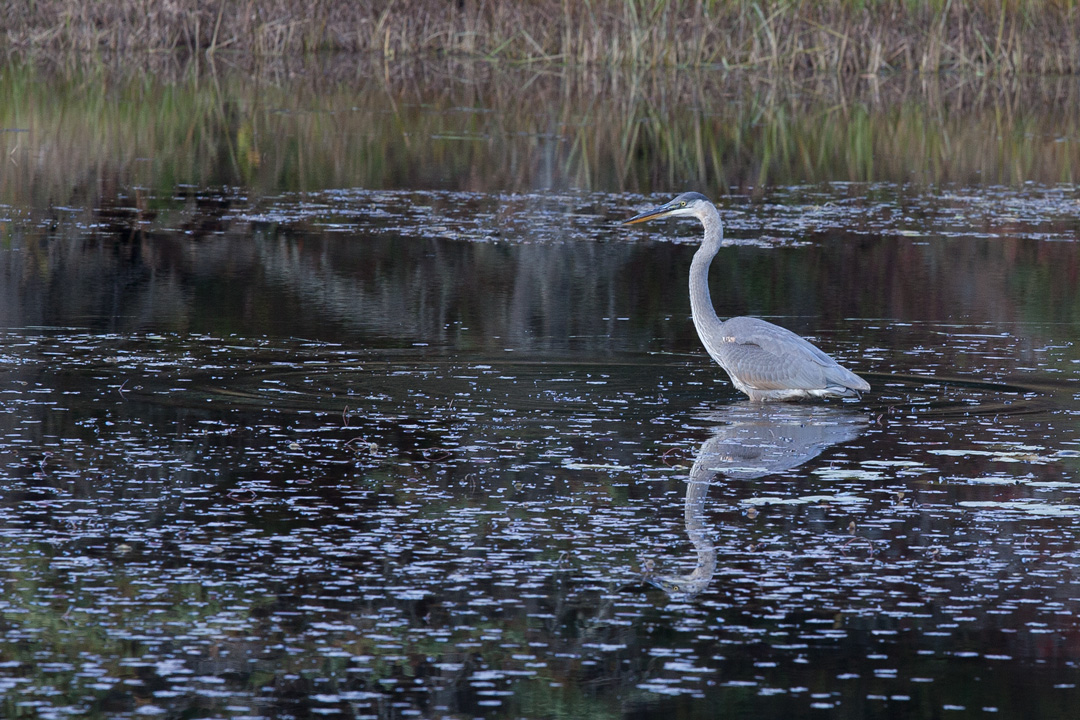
[623,192,869,401]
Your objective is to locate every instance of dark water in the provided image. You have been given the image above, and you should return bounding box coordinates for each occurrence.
[4,60,1080,720]
[5,185,1080,719]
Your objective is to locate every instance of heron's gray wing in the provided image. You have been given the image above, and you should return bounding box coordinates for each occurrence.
[712,316,867,392]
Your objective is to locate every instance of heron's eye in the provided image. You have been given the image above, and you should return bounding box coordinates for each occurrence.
[680,202,686,207]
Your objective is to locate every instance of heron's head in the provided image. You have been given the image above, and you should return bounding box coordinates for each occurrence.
[622,191,713,224]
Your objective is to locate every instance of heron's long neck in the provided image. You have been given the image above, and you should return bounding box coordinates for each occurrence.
[688,207,725,336]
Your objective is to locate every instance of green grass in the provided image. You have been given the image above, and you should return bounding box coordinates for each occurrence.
[2,0,1079,74]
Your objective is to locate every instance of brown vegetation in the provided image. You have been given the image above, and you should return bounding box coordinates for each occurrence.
[3,0,1080,74]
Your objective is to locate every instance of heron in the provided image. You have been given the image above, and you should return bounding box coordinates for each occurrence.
[623,192,869,402]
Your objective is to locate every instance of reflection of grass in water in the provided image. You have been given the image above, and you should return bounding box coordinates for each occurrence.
[2,57,1080,205]
[5,0,1080,74]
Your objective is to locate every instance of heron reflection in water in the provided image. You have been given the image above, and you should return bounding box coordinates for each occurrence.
[623,192,869,402]
[648,404,867,599]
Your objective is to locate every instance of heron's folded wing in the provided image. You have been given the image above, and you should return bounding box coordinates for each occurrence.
[717,317,866,392]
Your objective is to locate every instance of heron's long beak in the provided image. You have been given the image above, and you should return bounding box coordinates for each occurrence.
[622,203,673,225]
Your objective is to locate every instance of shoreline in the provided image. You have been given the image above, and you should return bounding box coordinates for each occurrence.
[3,0,1079,74]
[3,56,1079,209]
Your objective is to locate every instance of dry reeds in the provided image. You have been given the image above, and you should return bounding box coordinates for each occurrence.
[2,0,1080,74]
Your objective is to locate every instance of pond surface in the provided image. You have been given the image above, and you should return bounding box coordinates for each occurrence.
[3,59,1080,720]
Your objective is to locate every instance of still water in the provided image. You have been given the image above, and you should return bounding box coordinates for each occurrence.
[3,59,1080,719]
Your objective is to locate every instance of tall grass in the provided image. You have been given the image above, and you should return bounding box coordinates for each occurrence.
[2,55,1080,213]
[2,0,1079,74]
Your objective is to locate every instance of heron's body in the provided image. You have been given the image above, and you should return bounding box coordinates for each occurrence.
[624,192,869,402]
